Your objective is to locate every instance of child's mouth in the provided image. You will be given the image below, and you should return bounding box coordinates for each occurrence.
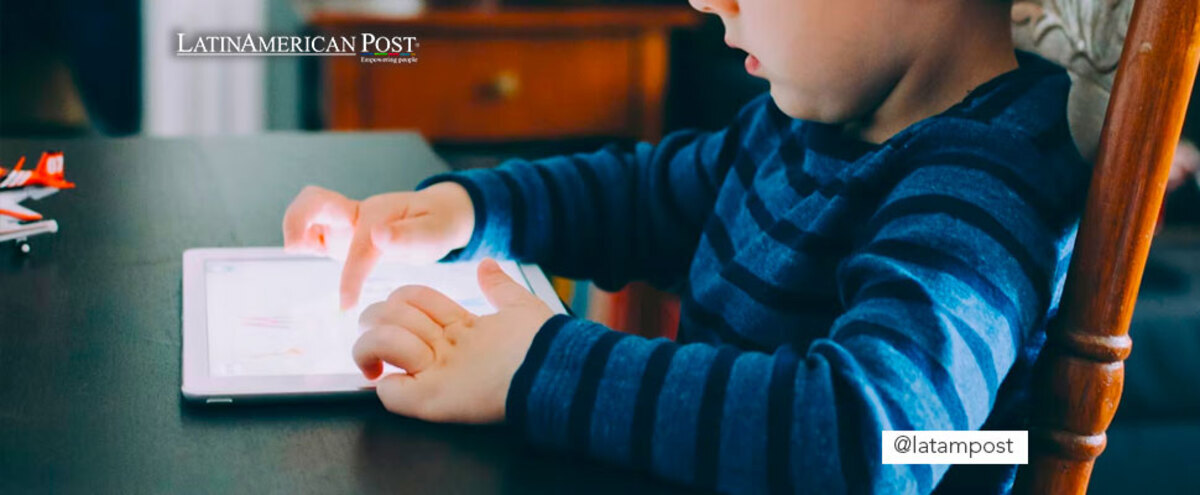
[745,54,761,75]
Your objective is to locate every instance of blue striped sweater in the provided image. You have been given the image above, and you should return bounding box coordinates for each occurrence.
[420,51,1090,494]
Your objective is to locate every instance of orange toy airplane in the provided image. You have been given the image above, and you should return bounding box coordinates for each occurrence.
[0,151,75,253]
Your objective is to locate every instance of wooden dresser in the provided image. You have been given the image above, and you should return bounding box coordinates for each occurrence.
[311,7,698,142]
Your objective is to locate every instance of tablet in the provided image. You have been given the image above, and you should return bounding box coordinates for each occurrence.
[181,247,567,403]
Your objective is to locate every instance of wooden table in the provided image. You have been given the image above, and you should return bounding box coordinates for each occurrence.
[0,134,690,494]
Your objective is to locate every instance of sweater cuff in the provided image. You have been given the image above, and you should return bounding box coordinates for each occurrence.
[417,170,516,261]
[505,314,617,448]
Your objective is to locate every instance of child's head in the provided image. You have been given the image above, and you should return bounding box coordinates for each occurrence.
[690,0,1015,129]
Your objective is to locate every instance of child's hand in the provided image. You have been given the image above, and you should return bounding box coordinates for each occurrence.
[352,258,554,424]
[281,182,475,309]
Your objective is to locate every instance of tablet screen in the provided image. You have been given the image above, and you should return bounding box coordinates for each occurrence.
[203,258,529,378]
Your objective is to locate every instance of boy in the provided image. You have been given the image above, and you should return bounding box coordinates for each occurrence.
[282,0,1090,492]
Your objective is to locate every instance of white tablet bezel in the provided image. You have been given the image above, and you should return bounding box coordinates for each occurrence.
[181,247,568,403]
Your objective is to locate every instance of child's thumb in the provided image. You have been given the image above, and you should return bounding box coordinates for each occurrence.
[478,258,533,310]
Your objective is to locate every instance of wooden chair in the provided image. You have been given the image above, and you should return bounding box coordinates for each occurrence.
[1010,0,1200,493]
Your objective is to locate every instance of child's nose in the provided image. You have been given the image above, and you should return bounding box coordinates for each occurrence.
[688,0,739,16]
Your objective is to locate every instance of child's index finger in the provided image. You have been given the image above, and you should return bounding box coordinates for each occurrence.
[339,226,382,311]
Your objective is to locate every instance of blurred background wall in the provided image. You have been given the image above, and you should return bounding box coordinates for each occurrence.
[142,0,266,135]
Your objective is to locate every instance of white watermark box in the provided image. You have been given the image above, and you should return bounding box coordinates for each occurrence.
[881,430,1029,465]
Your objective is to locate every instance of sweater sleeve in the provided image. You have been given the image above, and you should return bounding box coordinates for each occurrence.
[417,94,779,290]
[503,134,1085,494]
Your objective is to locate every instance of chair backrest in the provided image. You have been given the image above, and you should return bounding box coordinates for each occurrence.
[1009,1,1200,493]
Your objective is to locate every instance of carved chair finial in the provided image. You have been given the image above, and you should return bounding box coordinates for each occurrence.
[1012,0,1136,160]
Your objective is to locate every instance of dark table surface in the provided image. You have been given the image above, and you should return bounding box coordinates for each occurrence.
[0,134,688,494]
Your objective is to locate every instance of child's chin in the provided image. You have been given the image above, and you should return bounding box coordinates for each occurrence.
[769,88,821,121]
[770,87,859,125]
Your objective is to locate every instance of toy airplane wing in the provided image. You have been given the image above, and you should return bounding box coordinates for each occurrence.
[0,198,43,222]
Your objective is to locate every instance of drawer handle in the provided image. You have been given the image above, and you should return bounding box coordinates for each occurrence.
[483,70,521,101]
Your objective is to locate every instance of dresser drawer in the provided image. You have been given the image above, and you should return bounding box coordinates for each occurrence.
[328,36,638,141]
